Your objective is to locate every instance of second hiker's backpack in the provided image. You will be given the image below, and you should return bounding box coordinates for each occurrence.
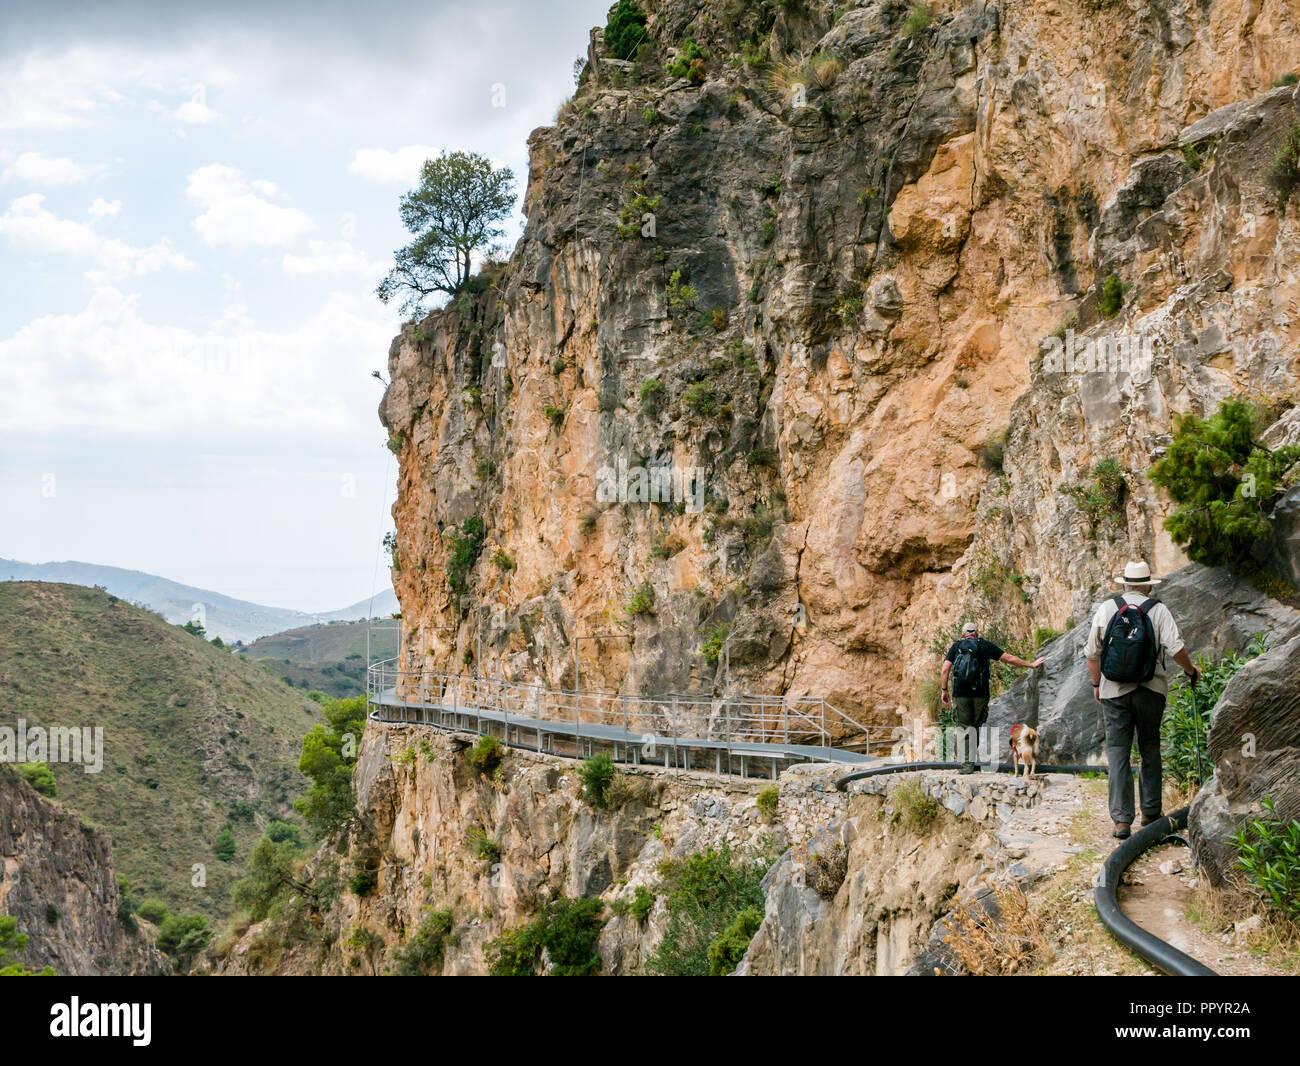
[951,638,986,689]
[1099,595,1161,683]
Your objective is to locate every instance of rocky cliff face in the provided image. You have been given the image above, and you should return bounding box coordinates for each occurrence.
[0,767,169,975]
[1191,619,1300,884]
[212,722,844,975]
[379,0,1300,735]
[737,767,1083,975]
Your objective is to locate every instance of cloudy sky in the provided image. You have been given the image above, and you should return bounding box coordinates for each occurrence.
[0,0,608,610]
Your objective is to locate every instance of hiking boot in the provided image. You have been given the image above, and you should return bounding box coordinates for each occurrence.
[1112,823,1131,840]
[1139,814,1163,827]
[959,762,976,775]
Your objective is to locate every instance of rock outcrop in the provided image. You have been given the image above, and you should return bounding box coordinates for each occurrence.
[211,723,845,975]
[737,768,1095,974]
[1190,628,1300,885]
[0,767,169,976]
[367,0,1300,974]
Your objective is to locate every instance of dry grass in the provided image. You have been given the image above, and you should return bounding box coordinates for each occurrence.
[1025,851,1150,975]
[809,52,843,89]
[789,839,849,899]
[764,50,842,101]
[1019,780,1151,975]
[810,844,848,899]
[210,912,254,960]
[889,779,940,833]
[1185,882,1300,972]
[941,883,1047,975]
[764,54,809,102]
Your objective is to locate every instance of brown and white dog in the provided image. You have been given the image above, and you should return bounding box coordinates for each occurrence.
[1009,724,1039,778]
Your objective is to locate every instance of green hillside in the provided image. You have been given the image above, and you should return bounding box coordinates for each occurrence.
[0,582,321,921]
[242,619,399,699]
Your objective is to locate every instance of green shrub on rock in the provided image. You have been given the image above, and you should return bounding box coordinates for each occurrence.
[1232,798,1300,922]
[707,906,763,976]
[579,753,616,808]
[1149,398,1300,568]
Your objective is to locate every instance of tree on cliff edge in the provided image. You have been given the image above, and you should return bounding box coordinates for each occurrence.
[376,151,516,317]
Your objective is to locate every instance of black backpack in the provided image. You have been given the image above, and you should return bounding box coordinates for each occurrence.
[1099,595,1161,683]
[951,638,986,689]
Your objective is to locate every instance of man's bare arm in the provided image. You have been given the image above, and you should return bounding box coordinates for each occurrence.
[940,660,952,705]
[1000,652,1046,669]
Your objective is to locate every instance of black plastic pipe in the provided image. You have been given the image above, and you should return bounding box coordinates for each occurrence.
[833,760,1106,791]
[1094,806,1217,976]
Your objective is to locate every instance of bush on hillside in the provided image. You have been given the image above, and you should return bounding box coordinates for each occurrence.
[579,753,616,808]
[392,908,456,975]
[445,516,487,597]
[645,844,774,976]
[1149,398,1300,568]
[706,906,763,976]
[294,695,368,839]
[1232,798,1300,922]
[486,897,606,976]
[604,0,648,61]
[156,913,211,969]
[467,734,505,776]
[17,762,57,798]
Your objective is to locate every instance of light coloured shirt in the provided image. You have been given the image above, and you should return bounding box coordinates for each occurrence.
[1084,591,1185,699]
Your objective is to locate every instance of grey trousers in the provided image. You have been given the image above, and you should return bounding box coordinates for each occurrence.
[1102,687,1166,824]
[953,697,989,766]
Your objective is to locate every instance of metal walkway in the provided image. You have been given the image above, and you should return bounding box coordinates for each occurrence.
[366,660,878,780]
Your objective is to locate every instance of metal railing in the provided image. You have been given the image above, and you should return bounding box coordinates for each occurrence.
[366,659,869,751]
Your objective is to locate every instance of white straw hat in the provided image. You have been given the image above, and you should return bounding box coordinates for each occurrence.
[1112,560,1160,586]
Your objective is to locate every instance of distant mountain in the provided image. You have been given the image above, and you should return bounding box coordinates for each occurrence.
[319,589,401,624]
[243,619,400,700]
[0,558,398,643]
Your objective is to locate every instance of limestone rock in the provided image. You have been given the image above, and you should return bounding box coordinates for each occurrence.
[1189,629,1300,886]
[0,767,169,975]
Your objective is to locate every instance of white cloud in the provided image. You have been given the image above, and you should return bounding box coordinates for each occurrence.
[0,193,195,278]
[0,49,126,130]
[2,151,100,186]
[282,240,385,278]
[89,197,121,219]
[0,286,394,435]
[174,98,218,124]
[185,163,314,247]
[0,193,97,255]
[347,145,439,183]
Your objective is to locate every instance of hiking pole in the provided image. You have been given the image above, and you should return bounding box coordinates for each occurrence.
[1190,666,1207,788]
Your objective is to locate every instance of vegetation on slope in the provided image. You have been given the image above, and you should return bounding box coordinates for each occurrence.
[1161,633,1270,791]
[645,843,775,976]
[0,582,321,921]
[241,619,398,699]
[1149,397,1300,570]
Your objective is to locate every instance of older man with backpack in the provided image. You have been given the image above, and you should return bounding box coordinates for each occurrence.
[1084,561,1201,839]
[941,622,1045,773]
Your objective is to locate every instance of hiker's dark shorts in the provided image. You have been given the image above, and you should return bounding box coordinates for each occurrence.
[952,697,989,729]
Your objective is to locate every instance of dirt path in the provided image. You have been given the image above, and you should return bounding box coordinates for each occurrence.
[1119,840,1286,976]
[1043,782,1292,976]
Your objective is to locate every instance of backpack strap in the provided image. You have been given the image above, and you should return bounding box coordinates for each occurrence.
[1112,594,1126,612]
[1139,597,1159,613]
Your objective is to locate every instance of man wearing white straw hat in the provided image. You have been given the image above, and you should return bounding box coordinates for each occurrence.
[1084,560,1200,839]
